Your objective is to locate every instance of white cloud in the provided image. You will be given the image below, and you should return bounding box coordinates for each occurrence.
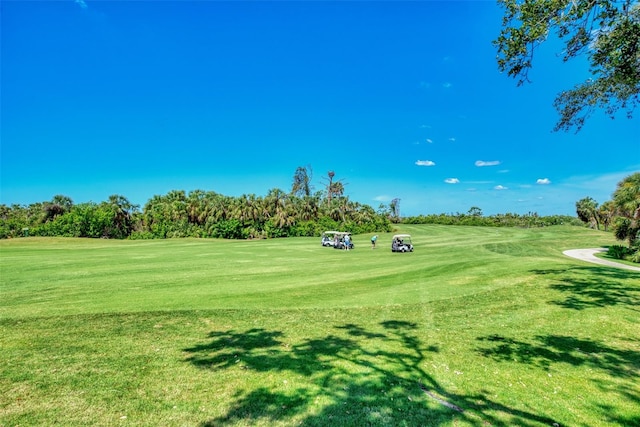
[420,124,432,129]
[475,160,501,167]
[536,178,551,185]
[374,195,392,202]
[445,178,460,184]
[494,185,508,190]
[448,137,456,142]
[426,138,433,143]
[415,160,436,166]
[442,82,453,89]
[75,0,88,9]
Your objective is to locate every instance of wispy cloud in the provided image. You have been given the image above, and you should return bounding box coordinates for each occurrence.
[426,138,433,144]
[494,185,508,190]
[445,178,459,184]
[420,124,432,129]
[374,195,392,202]
[536,178,551,185]
[562,169,637,192]
[75,0,88,9]
[415,160,436,167]
[448,137,456,142]
[442,82,453,89]
[419,82,431,89]
[475,160,501,167]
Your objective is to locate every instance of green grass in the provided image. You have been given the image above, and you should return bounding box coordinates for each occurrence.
[596,249,640,268]
[1,225,639,426]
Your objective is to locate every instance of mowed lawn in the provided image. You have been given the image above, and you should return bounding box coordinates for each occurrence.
[1,225,638,426]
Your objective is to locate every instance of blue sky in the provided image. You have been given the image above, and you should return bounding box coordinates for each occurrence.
[1,1,638,216]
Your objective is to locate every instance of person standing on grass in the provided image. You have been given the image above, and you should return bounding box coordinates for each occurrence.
[344,234,351,250]
[371,235,378,249]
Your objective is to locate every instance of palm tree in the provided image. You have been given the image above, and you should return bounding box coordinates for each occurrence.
[351,202,375,225]
[187,190,207,225]
[330,181,345,200]
[327,199,344,222]
[42,195,73,222]
[612,172,640,246]
[107,194,137,237]
[247,194,263,223]
[266,188,288,216]
[298,195,319,221]
[598,200,616,231]
[274,206,295,229]
[576,197,600,229]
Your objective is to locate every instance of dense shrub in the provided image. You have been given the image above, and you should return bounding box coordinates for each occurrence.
[607,245,629,259]
[403,213,581,228]
[129,231,155,240]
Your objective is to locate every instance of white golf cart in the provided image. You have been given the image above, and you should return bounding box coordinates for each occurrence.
[391,234,413,252]
[321,231,354,249]
[321,231,340,247]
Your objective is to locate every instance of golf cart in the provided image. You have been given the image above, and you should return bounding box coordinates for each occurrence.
[321,231,340,247]
[391,234,413,252]
[321,231,354,250]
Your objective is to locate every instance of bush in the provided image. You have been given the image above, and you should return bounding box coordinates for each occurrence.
[129,231,155,240]
[607,245,629,259]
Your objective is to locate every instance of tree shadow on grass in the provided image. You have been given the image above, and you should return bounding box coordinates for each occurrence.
[184,320,559,426]
[531,266,640,311]
[477,334,640,378]
[476,333,640,426]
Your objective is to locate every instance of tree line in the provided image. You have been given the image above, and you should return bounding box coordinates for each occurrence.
[2,170,637,254]
[0,194,583,240]
[402,209,581,228]
[0,168,392,240]
[0,189,396,240]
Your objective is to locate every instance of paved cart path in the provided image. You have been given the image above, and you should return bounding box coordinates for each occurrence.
[563,248,640,272]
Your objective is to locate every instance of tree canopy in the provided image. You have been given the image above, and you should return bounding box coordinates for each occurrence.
[574,172,640,254]
[495,0,640,131]
[611,171,640,245]
[0,167,394,240]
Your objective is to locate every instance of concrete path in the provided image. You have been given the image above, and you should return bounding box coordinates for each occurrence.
[563,248,640,272]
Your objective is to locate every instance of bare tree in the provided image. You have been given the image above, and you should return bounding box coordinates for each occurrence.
[390,198,401,222]
[291,165,313,197]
